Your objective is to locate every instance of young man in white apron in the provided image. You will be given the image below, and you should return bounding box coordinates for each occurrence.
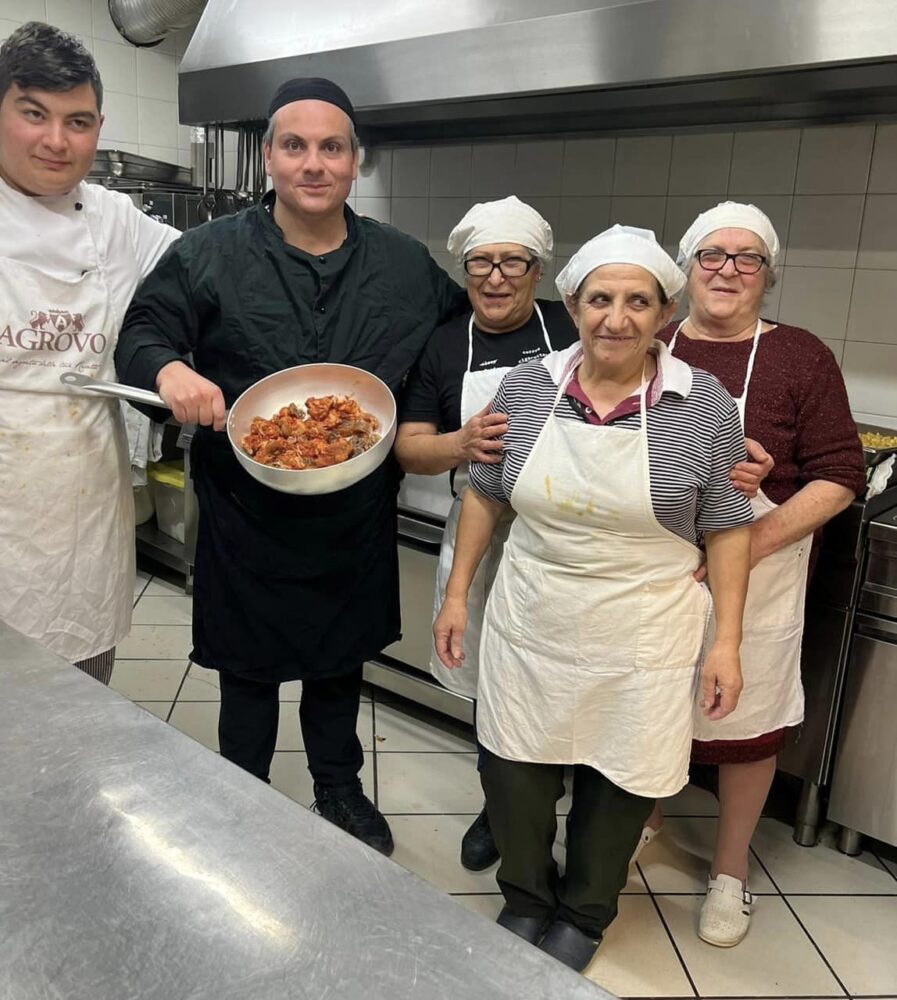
[396,197,576,870]
[0,22,178,681]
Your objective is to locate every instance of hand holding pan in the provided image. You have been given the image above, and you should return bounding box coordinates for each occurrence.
[59,364,397,496]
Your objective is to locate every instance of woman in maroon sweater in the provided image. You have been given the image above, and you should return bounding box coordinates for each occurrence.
[645,202,866,948]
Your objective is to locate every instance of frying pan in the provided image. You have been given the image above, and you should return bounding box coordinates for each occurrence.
[58,364,397,496]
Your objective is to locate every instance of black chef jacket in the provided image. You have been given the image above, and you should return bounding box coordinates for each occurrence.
[115,193,466,682]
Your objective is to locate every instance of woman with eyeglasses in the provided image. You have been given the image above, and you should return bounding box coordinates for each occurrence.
[640,202,866,948]
[395,197,577,872]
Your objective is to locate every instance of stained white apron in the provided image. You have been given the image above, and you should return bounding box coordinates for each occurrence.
[669,320,808,741]
[477,348,712,798]
[0,258,134,661]
[429,303,553,697]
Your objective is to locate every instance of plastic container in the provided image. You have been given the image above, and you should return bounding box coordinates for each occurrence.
[147,461,185,544]
[133,484,155,526]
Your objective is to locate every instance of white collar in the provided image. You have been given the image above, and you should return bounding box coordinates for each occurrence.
[541,339,693,398]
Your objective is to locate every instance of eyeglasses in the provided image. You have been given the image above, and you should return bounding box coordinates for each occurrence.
[695,249,768,275]
[464,256,536,278]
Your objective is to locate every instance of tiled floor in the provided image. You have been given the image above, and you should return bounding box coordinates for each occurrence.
[113,565,897,998]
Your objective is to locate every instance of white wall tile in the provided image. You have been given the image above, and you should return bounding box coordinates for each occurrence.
[355,196,390,224]
[428,196,475,244]
[795,125,875,195]
[137,144,178,165]
[842,341,897,419]
[136,47,178,103]
[744,194,793,249]
[513,141,564,197]
[0,16,21,39]
[857,194,897,269]
[561,138,614,196]
[609,195,667,237]
[663,195,727,246]
[786,194,864,268]
[668,132,732,196]
[45,0,89,33]
[868,124,897,194]
[390,197,428,242]
[430,145,471,197]
[469,143,516,199]
[535,257,557,301]
[96,137,138,153]
[776,266,854,340]
[0,0,43,20]
[356,147,392,198]
[137,97,179,148]
[392,147,430,197]
[99,90,138,145]
[613,136,671,196]
[847,269,897,345]
[761,272,783,321]
[556,196,610,253]
[93,38,136,95]
[91,0,120,42]
[728,129,800,196]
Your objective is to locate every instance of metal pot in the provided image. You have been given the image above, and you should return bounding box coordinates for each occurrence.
[59,364,397,496]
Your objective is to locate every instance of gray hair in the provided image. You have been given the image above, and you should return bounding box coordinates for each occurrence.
[263,112,359,152]
[0,21,102,110]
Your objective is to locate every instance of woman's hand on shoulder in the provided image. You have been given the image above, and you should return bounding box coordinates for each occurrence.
[729,437,774,498]
[456,402,508,464]
[433,594,468,669]
[699,641,743,720]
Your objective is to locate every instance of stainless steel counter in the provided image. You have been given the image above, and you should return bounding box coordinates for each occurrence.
[0,623,608,1000]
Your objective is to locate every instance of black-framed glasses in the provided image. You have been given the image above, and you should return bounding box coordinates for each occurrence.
[695,249,768,275]
[464,256,536,278]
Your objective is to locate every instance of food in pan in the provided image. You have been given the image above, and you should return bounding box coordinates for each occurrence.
[859,431,897,449]
[241,395,381,470]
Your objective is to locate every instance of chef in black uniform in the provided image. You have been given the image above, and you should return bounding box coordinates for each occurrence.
[395,197,576,870]
[115,78,466,855]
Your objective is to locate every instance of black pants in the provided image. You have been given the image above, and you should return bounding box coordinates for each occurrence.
[218,666,364,786]
[480,748,653,939]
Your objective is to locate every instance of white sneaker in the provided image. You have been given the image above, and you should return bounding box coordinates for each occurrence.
[629,825,660,867]
[698,874,753,947]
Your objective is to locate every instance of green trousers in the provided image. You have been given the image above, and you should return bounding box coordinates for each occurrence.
[481,747,654,939]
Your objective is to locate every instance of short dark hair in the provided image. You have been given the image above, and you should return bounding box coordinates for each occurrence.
[0,21,103,111]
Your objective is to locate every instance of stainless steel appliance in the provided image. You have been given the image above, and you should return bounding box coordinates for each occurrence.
[827,503,897,853]
[364,473,474,722]
[178,0,897,140]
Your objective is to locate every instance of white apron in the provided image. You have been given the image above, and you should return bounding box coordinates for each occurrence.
[669,320,808,741]
[477,349,712,798]
[0,258,134,661]
[429,304,553,697]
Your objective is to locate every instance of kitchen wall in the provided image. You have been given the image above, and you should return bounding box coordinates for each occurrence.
[353,125,897,429]
[0,0,195,167]
[2,2,894,427]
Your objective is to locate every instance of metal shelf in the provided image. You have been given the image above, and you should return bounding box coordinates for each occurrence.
[136,521,193,593]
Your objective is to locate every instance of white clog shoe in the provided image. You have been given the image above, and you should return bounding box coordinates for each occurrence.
[698,873,753,947]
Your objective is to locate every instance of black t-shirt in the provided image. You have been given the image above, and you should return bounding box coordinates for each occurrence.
[399,299,576,432]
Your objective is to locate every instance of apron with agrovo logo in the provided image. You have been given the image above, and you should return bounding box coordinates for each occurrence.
[0,253,133,662]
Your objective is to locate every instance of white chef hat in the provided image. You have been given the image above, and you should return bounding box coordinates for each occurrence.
[677,201,781,267]
[555,225,686,299]
[446,195,554,261]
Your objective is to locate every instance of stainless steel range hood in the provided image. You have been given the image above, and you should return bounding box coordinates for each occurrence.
[178,0,897,142]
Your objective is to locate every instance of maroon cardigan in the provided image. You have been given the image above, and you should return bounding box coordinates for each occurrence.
[658,322,866,506]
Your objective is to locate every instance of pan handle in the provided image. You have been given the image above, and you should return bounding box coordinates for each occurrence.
[59,371,170,409]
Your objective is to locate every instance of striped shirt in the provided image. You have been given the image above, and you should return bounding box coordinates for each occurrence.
[469,341,754,545]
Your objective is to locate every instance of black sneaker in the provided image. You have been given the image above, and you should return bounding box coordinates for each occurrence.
[461,807,500,871]
[312,780,394,856]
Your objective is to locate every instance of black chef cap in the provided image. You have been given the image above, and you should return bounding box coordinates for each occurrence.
[267,77,356,124]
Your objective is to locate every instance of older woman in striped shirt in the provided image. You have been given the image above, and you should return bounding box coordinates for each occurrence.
[433,225,753,973]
